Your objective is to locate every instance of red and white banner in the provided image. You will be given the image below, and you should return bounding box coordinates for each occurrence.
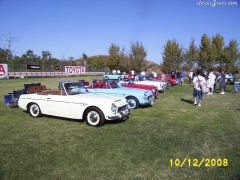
[0,64,8,78]
[65,66,86,75]
[8,71,104,78]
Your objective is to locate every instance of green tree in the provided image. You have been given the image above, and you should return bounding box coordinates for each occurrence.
[108,43,121,70]
[130,41,147,72]
[212,34,225,66]
[41,50,52,71]
[199,34,212,69]
[224,40,239,71]
[0,48,11,63]
[41,50,52,60]
[118,48,130,72]
[87,56,108,71]
[22,50,38,65]
[162,39,183,71]
[185,38,199,70]
[25,50,35,59]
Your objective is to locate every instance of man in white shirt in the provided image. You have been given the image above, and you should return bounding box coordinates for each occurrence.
[208,69,216,95]
[189,70,193,84]
[140,71,146,76]
[192,70,206,107]
[131,70,135,75]
[152,71,157,78]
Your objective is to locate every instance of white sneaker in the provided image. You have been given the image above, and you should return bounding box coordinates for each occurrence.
[221,92,225,95]
[207,93,211,95]
[193,102,197,105]
[198,103,202,107]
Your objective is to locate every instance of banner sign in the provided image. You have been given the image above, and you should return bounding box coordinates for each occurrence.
[8,71,103,78]
[65,66,86,75]
[0,64,8,78]
[27,64,41,70]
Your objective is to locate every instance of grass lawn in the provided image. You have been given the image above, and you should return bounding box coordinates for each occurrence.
[0,76,240,180]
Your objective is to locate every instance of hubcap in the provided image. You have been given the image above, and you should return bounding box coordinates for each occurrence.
[87,111,100,125]
[127,99,136,109]
[30,104,39,116]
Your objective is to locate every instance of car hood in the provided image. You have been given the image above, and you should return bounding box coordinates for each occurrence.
[73,93,126,105]
[88,87,151,95]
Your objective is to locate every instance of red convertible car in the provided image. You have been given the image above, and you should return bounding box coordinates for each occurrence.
[153,76,177,86]
[121,81,159,98]
[81,79,159,98]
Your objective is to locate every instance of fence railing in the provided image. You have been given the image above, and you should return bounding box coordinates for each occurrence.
[8,71,105,78]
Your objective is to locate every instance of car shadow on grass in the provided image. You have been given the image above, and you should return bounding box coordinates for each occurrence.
[23,111,125,125]
[140,104,153,109]
[23,111,82,123]
[180,98,193,105]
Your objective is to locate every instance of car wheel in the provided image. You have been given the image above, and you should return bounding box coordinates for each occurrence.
[85,107,105,127]
[29,103,41,117]
[166,82,172,88]
[126,96,139,109]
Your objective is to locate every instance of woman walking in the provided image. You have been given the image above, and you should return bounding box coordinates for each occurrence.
[192,70,206,107]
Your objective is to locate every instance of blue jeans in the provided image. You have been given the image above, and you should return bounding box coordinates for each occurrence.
[193,89,203,101]
[234,82,239,93]
[220,82,226,91]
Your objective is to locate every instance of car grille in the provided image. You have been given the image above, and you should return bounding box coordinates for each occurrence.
[118,105,128,113]
[148,95,153,100]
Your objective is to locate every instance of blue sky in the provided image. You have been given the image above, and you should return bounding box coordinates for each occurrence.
[0,0,239,63]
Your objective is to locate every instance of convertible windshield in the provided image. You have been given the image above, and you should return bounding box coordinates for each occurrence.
[63,82,88,95]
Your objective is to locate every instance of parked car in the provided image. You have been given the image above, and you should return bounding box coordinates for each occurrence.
[226,73,234,84]
[152,75,177,86]
[120,81,159,98]
[18,82,130,127]
[133,76,168,92]
[87,80,154,109]
[104,74,125,80]
[4,82,46,108]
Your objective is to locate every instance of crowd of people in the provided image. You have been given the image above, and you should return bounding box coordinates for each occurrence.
[106,68,240,108]
[190,69,240,107]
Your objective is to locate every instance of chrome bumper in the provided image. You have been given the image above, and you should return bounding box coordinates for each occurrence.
[107,110,130,120]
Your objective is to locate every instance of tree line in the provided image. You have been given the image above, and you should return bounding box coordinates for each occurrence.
[162,34,240,72]
[0,34,239,72]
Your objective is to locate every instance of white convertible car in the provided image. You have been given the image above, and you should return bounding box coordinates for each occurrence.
[18,82,130,127]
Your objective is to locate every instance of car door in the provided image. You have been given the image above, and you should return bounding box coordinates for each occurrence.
[45,95,86,119]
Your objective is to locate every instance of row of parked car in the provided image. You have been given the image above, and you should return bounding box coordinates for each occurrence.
[4,74,178,127]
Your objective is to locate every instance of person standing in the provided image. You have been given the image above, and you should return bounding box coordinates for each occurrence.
[176,71,180,85]
[233,70,240,93]
[131,70,135,76]
[208,69,216,95]
[140,70,146,76]
[192,70,206,107]
[180,70,185,85]
[152,71,157,78]
[220,70,226,94]
[189,70,193,84]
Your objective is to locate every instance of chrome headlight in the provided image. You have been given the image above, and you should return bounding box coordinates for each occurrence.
[111,103,117,113]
